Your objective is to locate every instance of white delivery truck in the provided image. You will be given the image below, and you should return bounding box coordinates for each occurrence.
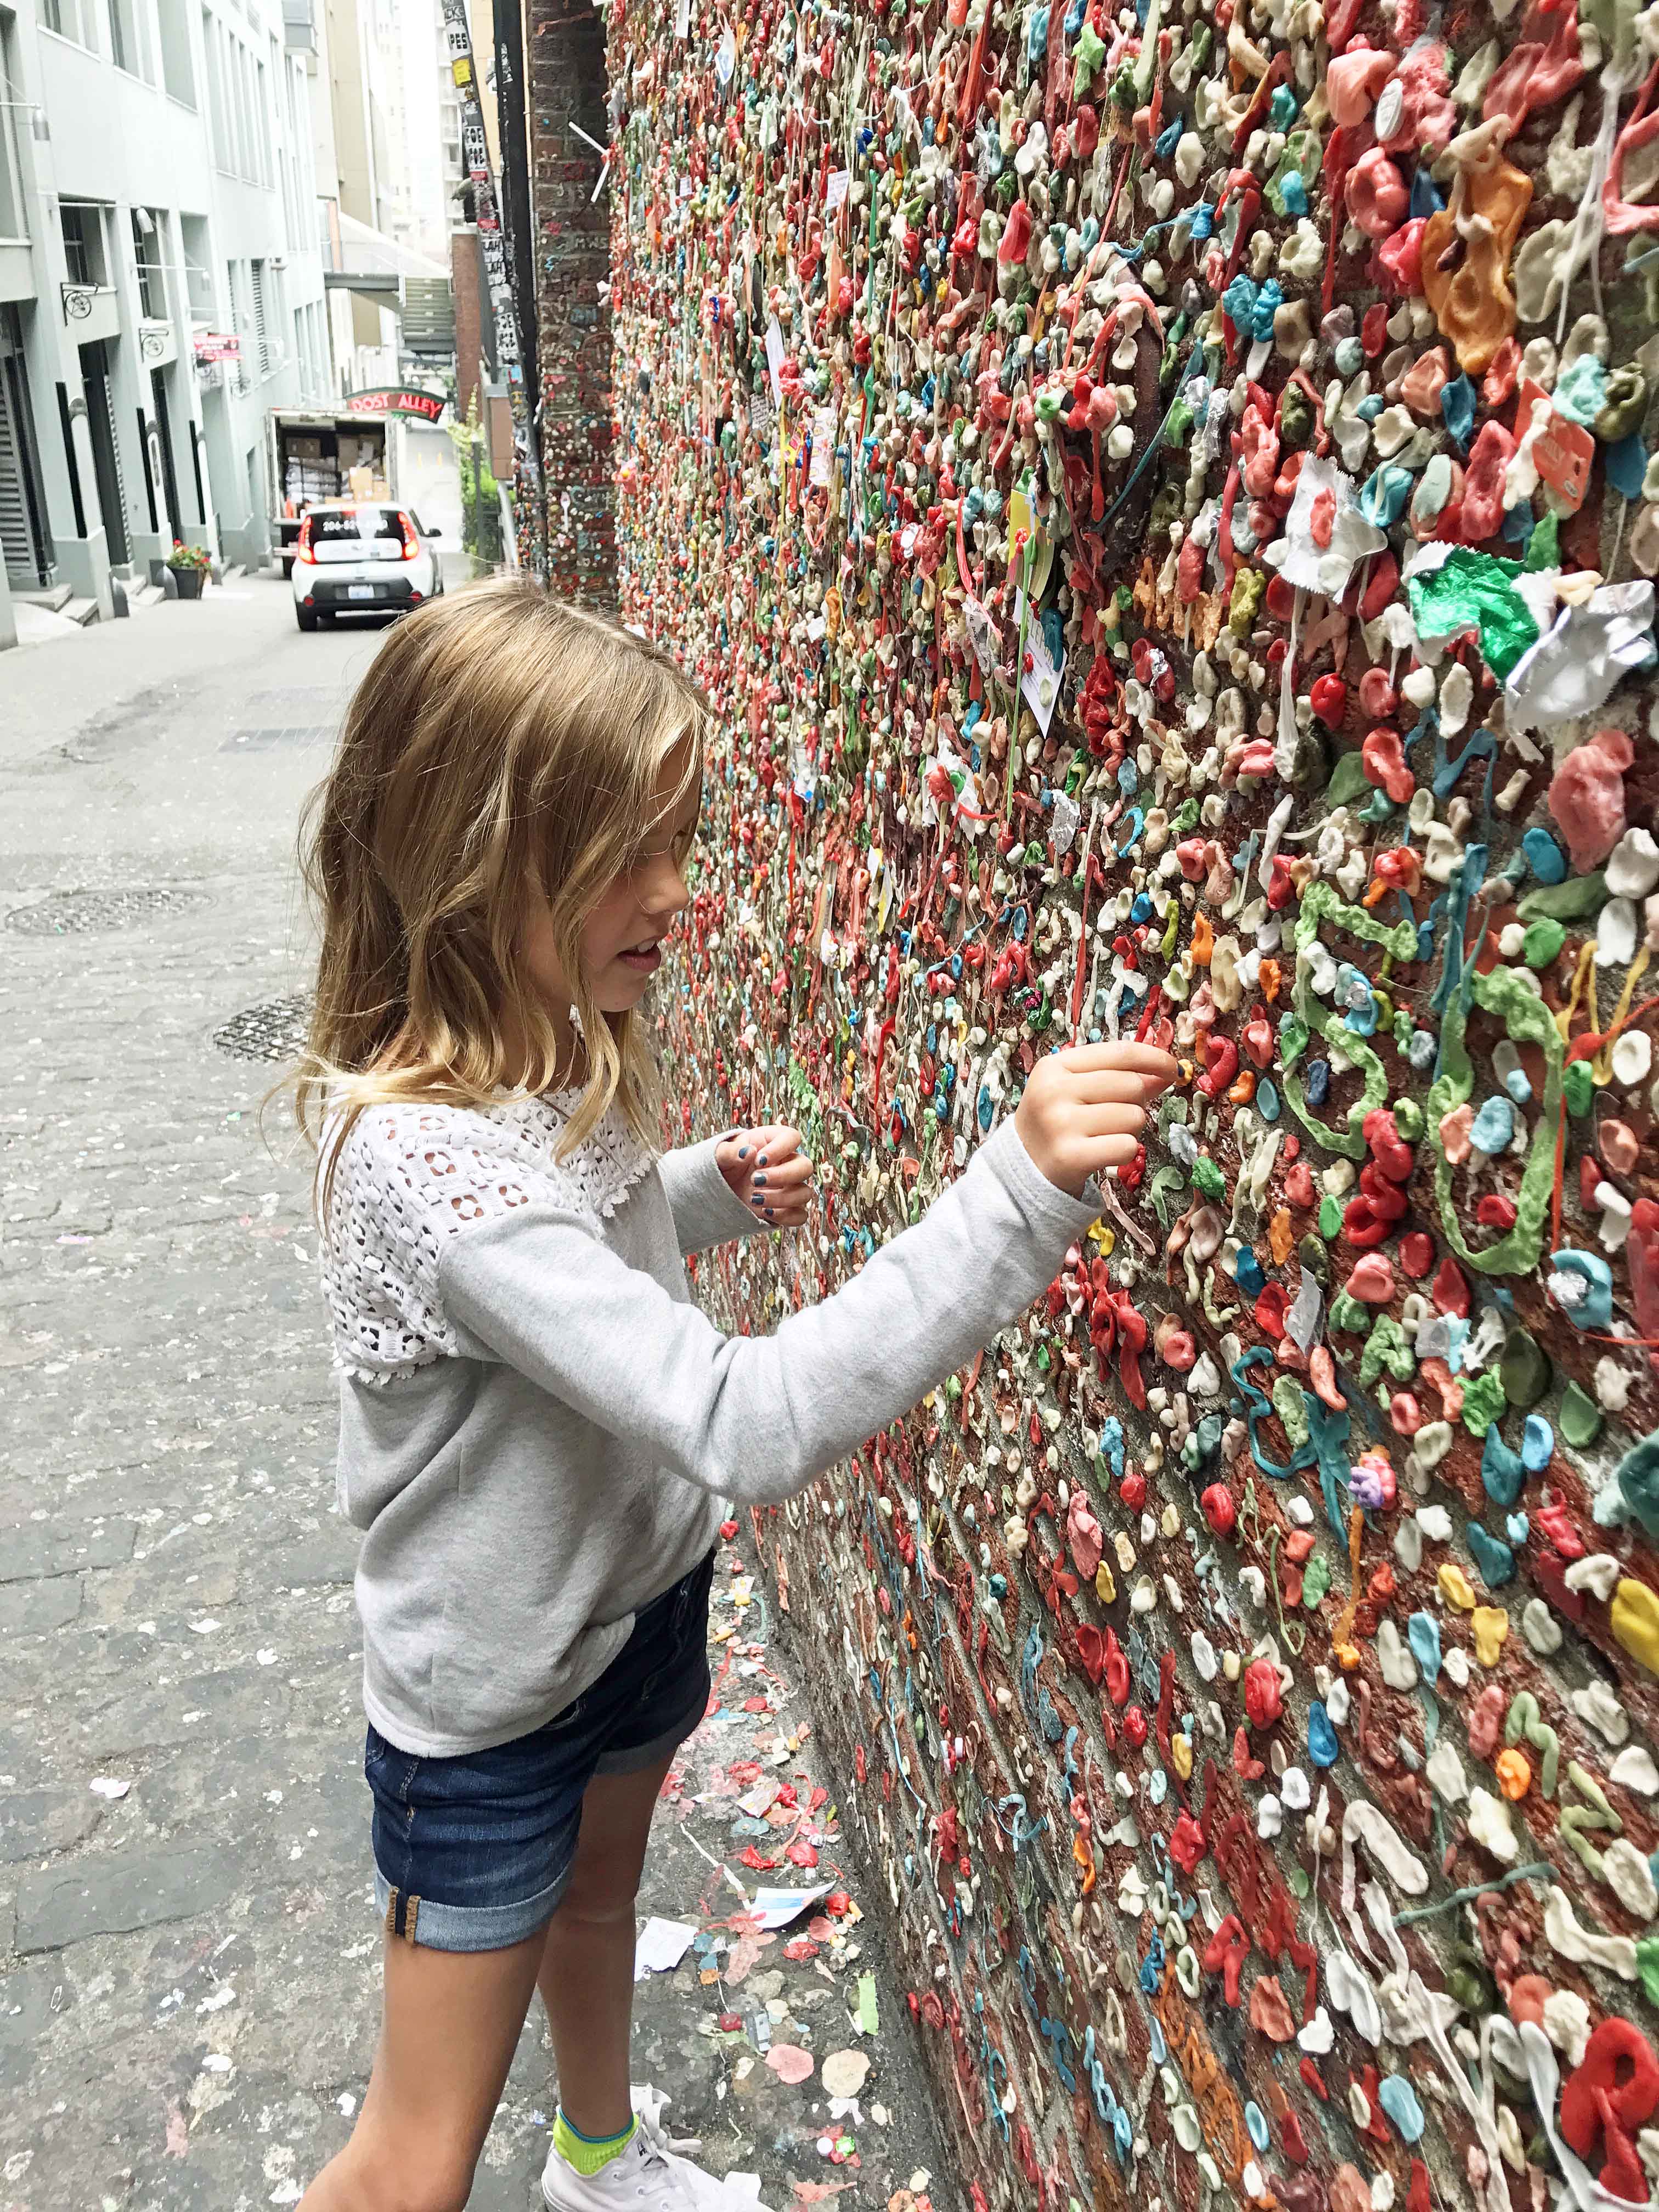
[266,408,400,577]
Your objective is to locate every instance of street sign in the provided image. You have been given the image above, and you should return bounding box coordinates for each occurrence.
[343,386,448,423]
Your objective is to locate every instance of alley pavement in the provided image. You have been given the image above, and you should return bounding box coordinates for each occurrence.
[0,563,944,2209]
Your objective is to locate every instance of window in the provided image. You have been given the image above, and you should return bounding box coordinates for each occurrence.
[180,212,215,319]
[41,0,95,46]
[157,0,194,104]
[225,258,248,391]
[203,13,230,167]
[309,506,404,543]
[250,256,273,376]
[0,18,25,242]
[132,209,166,318]
[61,206,106,287]
[235,42,255,177]
[255,57,271,185]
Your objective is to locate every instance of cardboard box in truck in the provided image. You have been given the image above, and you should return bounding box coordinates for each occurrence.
[266,409,398,574]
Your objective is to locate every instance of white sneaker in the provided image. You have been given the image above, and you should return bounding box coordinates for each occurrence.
[541,2084,772,2212]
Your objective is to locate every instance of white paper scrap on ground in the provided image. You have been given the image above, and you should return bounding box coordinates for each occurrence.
[634,1917,699,1981]
[747,1882,832,1929]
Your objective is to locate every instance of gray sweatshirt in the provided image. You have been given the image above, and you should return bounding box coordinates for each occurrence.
[320,1091,1101,1757]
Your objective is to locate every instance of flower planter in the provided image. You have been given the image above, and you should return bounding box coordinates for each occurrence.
[169,567,205,600]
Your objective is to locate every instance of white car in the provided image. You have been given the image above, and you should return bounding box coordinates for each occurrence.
[291,501,445,629]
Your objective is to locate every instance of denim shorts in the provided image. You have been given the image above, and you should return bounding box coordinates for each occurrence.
[365,1549,715,1953]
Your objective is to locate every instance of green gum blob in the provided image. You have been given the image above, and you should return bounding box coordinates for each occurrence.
[1228,568,1266,637]
[1425,963,1563,1276]
[1460,1371,1509,1437]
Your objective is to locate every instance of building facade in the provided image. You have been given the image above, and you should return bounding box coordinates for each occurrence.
[0,0,331,640]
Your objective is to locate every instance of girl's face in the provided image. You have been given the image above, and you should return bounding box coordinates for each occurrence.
[521,742,700,1030]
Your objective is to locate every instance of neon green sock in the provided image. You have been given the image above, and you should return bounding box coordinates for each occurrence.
[552,2108,637,2178]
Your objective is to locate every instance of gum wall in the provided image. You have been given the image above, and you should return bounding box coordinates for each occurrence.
[599,0,1659,2200]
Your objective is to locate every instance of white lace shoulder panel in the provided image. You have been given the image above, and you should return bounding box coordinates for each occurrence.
[320,1095,653,1385]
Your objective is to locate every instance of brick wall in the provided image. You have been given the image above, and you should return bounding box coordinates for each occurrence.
[450,228,486,425]
[523,0,613,603]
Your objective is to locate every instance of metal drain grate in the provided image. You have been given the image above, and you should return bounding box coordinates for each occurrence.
[212,992,313,1063]
[223,726,332,752]
[6,886,211,935]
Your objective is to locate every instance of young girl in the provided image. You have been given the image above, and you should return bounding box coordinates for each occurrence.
[293,579,1175,2212]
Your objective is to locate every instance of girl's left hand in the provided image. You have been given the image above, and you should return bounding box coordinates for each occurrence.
[716,1125,814,1229]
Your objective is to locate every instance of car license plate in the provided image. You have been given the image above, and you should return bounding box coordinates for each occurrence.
[348,584,375,600]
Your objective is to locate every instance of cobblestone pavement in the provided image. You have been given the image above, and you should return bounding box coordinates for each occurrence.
[0,581,946,2210]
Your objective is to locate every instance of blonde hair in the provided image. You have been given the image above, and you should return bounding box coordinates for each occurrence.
[292,578,708,1214]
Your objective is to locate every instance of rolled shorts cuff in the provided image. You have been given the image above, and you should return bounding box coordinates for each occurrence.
[374,1865,569,1954]
[592,1667,710,1776]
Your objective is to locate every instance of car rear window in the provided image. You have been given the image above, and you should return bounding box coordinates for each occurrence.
[310,508,405,541]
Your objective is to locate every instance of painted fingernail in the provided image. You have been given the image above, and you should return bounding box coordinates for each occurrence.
[737,1146,748,1158]
[754,1172,768,1186]
[764,1206,775,1218]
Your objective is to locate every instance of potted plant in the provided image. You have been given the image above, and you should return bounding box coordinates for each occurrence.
[166,540,211,600]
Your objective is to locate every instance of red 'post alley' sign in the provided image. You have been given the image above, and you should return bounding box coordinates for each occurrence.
[344,387,447,424]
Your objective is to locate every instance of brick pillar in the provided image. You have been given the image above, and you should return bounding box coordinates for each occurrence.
[524,0,614,605]
[451,229,486,425]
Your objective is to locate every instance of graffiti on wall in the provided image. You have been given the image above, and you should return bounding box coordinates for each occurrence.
[606,0,1659,2202]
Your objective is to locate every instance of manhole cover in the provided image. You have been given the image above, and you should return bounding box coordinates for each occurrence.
[5,886,210,935]
[222,726,332,752]
[212,992,313,1063]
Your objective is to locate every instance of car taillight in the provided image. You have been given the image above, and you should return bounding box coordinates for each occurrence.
[295,516,316,563]
[397,512,419,561]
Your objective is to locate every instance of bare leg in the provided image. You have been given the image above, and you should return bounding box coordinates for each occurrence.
[298,1926,548,2212]
[537,1750,677,2140]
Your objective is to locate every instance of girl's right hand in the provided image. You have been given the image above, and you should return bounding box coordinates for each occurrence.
[1014,1041,1180,1198]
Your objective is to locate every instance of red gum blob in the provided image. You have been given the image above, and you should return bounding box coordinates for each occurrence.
[1462,419,1517,541]
[1310,1345,1347,1408]
[1346,1254,1396,1303]
[1363,1107,1415,1183]
[1244,1657,1284,1728]
[1310,674,1347,727]
[1362,726,1417,803]
[1509,1976,1552,2027]
[1358,667,1398,718]
[1399,1231,1434,1277]
[1240,404,1281,499]
[1401,345,1452,419]
[1548,726,1635,872]
[1325,44,1394,124]
[1376,217,1426,296]
[1358,551,1401,620]
[1345,146,1409,238]
[1389,1392,1423,1435]
[1627,1200,1659,1340]
[1250,1976,1297,2042]
[997,200,1032,267]
[1201,1482,1237,1535]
